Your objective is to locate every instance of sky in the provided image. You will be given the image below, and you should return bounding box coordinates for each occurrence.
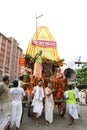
[0,0,87,64]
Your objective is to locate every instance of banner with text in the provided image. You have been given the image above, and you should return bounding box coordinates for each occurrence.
[32,40,57,48]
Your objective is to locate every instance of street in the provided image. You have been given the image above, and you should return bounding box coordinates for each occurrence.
[19,105,87,130]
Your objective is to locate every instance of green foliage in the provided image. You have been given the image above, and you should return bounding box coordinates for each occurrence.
[25,72,30,82]
[24,72,30,82]
[76,63,87,86]
[24,54,34,67]
[24,54,31,58]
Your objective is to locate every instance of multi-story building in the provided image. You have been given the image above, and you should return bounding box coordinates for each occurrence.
[0,32,23,81]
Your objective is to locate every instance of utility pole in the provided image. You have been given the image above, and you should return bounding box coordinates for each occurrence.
[35,13,43,46]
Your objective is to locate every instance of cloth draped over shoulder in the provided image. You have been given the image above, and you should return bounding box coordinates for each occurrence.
[32,86,44,118]
[0,82,12,117]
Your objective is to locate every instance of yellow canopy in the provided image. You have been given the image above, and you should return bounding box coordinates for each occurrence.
[26,26,60,61]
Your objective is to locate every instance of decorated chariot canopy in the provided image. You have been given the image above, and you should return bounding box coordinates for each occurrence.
[26,26,60,61]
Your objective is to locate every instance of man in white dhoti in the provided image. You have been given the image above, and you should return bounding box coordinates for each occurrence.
[32,79,44,126]
[10,80,25,130]
[72,84,81,117]
[64,84,79,125]
[45,82,54,125]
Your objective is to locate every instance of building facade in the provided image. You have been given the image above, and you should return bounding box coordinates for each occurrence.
[0,32,23,81]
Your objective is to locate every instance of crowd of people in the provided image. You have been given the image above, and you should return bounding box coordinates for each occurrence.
[0,70,83,130]
[0,75,25,130]
[0,50,86,130]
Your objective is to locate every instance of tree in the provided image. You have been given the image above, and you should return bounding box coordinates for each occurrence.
[76,63,87,87]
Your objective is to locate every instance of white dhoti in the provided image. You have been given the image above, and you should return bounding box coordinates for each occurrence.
[45,100,54,124]
[32,86,44,118]
[32,100,43,118]
[67,104,79,119]
[82,98,86,104]
[45,87,54,124]
[76,103,80,114]
[10,101,22,128]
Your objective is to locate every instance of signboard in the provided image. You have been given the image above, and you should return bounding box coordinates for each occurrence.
[19,58,26,66]
[32,40,57,48]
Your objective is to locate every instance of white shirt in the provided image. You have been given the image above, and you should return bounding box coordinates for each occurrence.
[10,87,25,102]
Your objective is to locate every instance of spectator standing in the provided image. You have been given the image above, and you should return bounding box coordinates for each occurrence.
[72,84,81,117]
[0,75,12,130]
[10,80,25,130]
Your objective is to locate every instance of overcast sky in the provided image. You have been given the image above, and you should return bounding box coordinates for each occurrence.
[0,0,87,63]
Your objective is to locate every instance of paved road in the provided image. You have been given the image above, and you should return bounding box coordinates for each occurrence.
[11,105,87,130]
